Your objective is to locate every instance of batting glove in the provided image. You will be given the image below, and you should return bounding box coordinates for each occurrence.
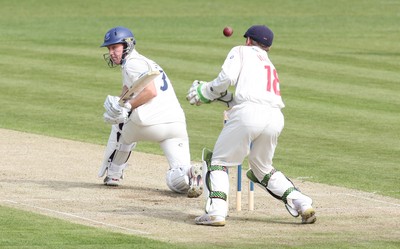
[104,95,124,118]
[103,108,129,125]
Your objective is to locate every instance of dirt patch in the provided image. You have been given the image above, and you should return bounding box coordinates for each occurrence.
[1,128,399,247]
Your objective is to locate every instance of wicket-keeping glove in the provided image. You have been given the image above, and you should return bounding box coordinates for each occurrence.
[186,80,211,106]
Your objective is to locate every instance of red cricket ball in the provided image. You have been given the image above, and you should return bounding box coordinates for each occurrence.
[223,26,233,37]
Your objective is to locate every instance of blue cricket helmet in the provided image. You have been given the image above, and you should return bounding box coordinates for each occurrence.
[101,26,136,47]
[101,26,136,67]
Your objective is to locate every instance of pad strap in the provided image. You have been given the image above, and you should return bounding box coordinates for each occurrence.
[210,191,227,201]
[209,165,228,172]
[260,168,277,186]
[281,187,296,204]
[247,169,298,203]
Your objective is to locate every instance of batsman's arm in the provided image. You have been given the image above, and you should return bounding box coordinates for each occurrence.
[122,81,157,110]
[118,70,161,106]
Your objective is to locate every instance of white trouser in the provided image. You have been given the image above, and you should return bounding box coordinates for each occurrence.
[212,103,284,168]
[207,103,286,217]
[121,119,191,170]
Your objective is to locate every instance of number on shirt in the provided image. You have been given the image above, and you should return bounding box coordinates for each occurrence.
[264,65,281,96]
[160,72,168,91]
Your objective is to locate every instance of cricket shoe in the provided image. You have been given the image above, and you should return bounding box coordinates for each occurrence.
[300,207,317,224]
[195,214,225,226]
[187,164,203,198]
[103,165,126,186]
[103,175,122,186]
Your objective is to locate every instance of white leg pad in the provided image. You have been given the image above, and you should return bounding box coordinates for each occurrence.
[205,170,229,217]
[116,142,134,152]
[98,159,111,178]
[166,167,190,194]
[98,124,136,177]
[267,171,294,197]
[248,168,313,217]
[107,162,128,179]
[268,172,313,211]
[290,192,313,213]
[98,125,120,177]
[112,141,136,165]
[201,161,209,197]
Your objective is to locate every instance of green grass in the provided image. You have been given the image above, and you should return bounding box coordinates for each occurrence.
[0,0,399,248]
[0,206,187,249]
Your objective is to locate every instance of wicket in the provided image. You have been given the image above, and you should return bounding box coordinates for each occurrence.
[230,165,255,211]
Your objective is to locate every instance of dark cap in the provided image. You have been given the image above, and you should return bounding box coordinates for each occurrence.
[243,25,274,47]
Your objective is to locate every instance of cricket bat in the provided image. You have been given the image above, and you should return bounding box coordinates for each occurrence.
[118,70,161,106]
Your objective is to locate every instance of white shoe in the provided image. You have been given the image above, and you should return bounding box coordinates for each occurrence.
[300,207,316,224]
[195,213,225,226]
[103,174,123,186]
[187,164,203,198]
[103,164,126,186]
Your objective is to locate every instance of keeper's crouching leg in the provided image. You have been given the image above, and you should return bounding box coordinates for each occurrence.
[194,149,228,226]
[194,165,228,226]
[204,166,229,218]
[247,167,316,224]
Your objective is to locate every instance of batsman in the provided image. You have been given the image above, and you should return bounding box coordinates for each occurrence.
[98,26,202,198]
[187,25,317,225]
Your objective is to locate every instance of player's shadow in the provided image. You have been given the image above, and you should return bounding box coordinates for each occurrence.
[109,205,302,226]
[1,178,177,197]
[226,214,304,225]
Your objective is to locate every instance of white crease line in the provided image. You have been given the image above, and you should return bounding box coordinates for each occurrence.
[2,200,150,235]
[344,194,400,207]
